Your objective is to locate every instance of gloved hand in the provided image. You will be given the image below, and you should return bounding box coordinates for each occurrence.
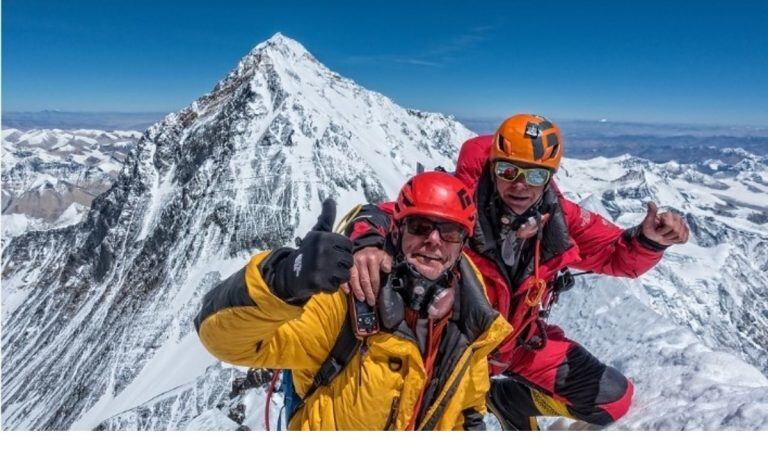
[265,199,354,304]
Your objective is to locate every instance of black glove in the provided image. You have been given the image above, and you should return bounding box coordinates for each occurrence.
[262,199,354,304]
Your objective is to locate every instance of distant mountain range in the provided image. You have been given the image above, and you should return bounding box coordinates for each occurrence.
[9,112,767,162]
[460,118,768,161]
[3,111,167,132]
[2,128,141,242]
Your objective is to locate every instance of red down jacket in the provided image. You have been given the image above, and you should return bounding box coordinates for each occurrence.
[453,135,664,372]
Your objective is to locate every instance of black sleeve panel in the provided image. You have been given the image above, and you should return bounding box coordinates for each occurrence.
[345,204,392,253]
[345,203,391,235]
[352,232,387,251]
[622,225,668,252]
[194,266,256,333]
[457,256,499,342]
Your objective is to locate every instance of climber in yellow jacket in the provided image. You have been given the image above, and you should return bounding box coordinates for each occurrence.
[196,171,512,430]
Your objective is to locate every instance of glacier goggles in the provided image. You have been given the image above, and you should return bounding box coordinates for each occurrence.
[493,160,552,187]
[404,216,468,243]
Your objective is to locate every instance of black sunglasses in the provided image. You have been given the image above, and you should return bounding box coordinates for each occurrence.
[404,217,467,243]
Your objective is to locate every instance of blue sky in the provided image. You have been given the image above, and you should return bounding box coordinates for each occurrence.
[3,0,767,125]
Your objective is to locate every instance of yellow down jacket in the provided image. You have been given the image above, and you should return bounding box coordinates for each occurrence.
[196,250,511,430]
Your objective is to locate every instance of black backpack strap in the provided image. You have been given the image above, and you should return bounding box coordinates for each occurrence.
[290,304,360,416]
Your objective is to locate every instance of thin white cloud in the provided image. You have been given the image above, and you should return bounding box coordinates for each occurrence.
[343,23,499,68]
[394,58,443,67]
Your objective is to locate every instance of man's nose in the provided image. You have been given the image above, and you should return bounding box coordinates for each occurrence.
[511,177,528,191]
[425,228,442,244]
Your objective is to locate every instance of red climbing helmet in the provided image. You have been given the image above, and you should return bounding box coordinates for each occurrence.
[393,171,477,236]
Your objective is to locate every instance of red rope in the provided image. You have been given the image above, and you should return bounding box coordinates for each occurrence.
[506,237,545,345]
[525,238,546,307]
[407,315,450,430]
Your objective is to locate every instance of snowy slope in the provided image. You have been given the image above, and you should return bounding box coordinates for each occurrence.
[556,276,768,430]
[2,128,141,243]
[557,154,768,374]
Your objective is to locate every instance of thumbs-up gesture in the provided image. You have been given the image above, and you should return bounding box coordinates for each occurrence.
[272,199,354,303]
[640,202,690,247]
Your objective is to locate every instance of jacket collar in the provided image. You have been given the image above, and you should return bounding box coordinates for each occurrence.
[376,255,499,344]
[470,165,573,270]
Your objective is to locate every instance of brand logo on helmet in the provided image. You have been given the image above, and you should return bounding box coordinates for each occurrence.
[525,122,541,138]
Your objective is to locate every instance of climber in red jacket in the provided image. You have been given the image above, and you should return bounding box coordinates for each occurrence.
[342,114,690,429]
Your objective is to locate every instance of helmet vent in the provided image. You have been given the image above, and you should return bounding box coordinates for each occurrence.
[546,133,559,148]
[457,188,471,209]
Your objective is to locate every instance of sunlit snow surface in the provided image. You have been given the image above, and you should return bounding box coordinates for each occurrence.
[557,277,768,429]
[2,34,767,430]
[2,128,141,244]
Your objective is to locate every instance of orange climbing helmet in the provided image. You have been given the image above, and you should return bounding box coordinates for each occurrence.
[491,114,564,171]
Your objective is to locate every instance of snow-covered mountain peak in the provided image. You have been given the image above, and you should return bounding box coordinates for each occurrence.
[1,35,472,430]
[234,33,307,76]
[201,33,328,114]
[256,32,311,60]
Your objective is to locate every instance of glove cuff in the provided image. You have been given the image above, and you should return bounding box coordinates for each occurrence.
[352,232,387,253]
[624,225,668,252]
[259,247,312,305]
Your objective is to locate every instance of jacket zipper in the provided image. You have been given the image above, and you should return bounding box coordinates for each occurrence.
[383,395,400,430]
[417,349,473,430]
